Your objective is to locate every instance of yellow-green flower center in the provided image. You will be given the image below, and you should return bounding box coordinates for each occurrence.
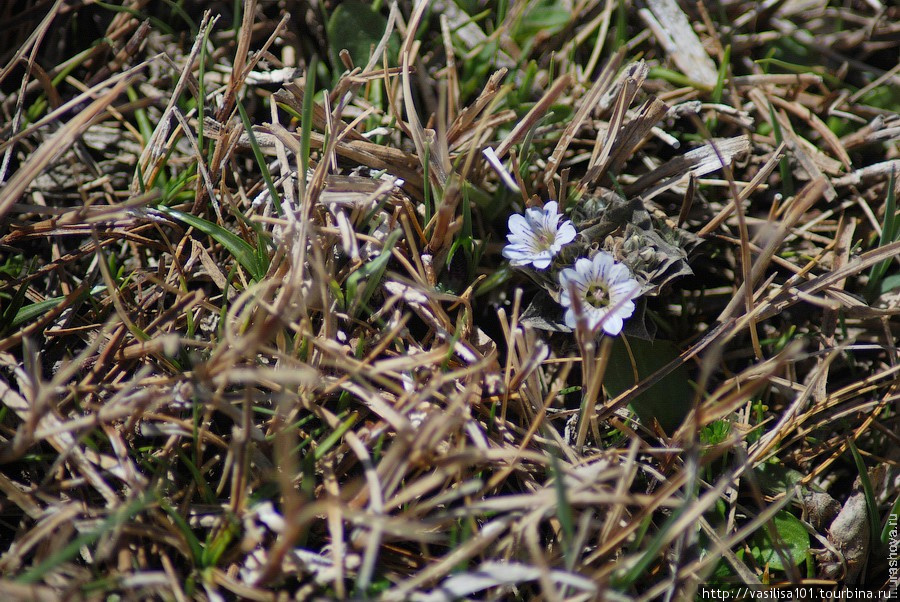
[585,282,610,308]
[534,230,553,250]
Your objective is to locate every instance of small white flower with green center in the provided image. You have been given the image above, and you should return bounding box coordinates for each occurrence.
[559,252,640,336]
[502,201,577,269]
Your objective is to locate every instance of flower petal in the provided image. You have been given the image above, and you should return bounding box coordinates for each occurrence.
[531,256,552,270]
[507,214,531,236]
[593,253,615,278]
[610,281,639,299]
[503,201,578,269]
[503,247,534,260]
[601,314,624,336]
[557,251,641,336]
[574,257,594,275]
[607,262,633,283]
[556,222,577,246]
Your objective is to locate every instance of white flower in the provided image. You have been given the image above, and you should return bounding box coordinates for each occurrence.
[502,201,576,269]
[559,252,640,336]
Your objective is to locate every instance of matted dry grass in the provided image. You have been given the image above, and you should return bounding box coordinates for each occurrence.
[0,0,898,600]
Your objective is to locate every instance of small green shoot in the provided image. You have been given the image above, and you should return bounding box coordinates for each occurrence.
[846,438,882,558]
[345,228,402,318]
[157,206,267,280]
[866,169,898,301]
[236,99,282,215]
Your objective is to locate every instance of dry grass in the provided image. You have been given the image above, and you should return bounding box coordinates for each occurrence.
[1,0,899,599]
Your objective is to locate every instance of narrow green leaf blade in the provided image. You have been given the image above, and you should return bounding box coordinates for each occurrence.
[157,206,264,280]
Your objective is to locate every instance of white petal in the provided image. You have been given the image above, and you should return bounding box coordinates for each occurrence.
[559,268,581,288]
[574,257,594,275]
[585,308,605,330]
[503,246,536,260]
[615,299,636,317]
[560,269,588,295]
[524,207,545,224]
[506,235,537,249]
[556,222,577,245]
[543,201,558,215]
[508,254,537,266]
[507,214,530,236]
[610,281,638,299]
[607,262,633,283]
[564,309,577,328]
[531,256,552,269]
[591,253,615,279]
[601,314,624,336]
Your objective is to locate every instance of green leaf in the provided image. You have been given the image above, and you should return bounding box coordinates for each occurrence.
[157,206,265,280]
[17,495,150,584]
[748,510,810,571]
[543,104,574,125]
[549,453,575,568]
[346,228,402,318]
[701,419,731,446]
[202,513,240,568]
[603,337,693,435]
[882,494,900,546]
[847,438,881,558]
[300,55,318,201]
[768,101,794,198]
[313,412,359,461]
[11,298,58,328]
[866,169,897,301]
[237,99,282,215]
[159,497,204,564]
[8,285,105,330]
[1,270,32,331]
[711,45,730,105]
[513,1,571,41]
[752,462,805,495]
[326,0,398,69]
[613,497,691,587]
[879,273,900,295]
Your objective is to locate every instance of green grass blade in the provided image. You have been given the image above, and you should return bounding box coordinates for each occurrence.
[613,500,689,587]
[157,205,264,280]
[347,228,402,317]
[768,101,794,198]
[236,99,282,215]
[10,285,105,329]
[882,494,900,546]
[159,497,204,564]
[201,514,239,568]
[300,56,319,202]
[846,438,881,556]
[93,1,174,35]
[1,264,34,330]
[712,45,730,105]
[549,454,575,568]
[646,67,712,90]
[127,85,155,145]
[313,412,359,461]
[18,496,150,584]
[866,169,897,300]
[176,448,217,505]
